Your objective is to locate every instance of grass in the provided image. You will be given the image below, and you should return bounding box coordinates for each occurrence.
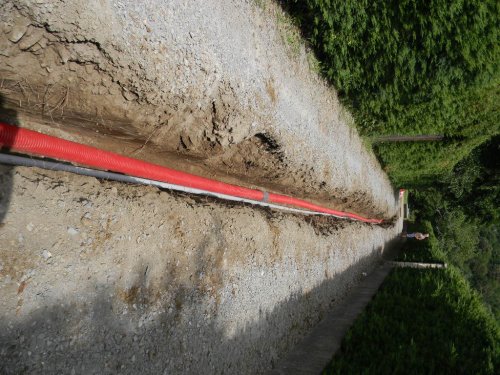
[323,269,499,374]
[396,245,441,264]
[275,9,302,56]
[374,136,489,187]
[254,0,323,75]
[396,221,444,263]
[306,50,322,75]
[323,228,499,374]
[252,0,268,10]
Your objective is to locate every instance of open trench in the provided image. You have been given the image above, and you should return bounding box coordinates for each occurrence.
[0,1,402,373]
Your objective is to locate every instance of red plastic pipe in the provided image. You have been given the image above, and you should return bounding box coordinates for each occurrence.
[0,122,383,224]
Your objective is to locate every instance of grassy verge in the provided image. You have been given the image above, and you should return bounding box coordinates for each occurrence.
[323,230,499,374]
[281,0,499,188]
[255,0,322,73]
[323,268,499,374]
[374,136,490,187]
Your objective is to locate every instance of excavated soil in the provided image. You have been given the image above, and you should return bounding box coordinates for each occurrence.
[0,1,403,374]
[0,0,397,218]
[0,166,401,374]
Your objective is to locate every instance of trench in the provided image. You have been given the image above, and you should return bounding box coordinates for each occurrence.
[0,1,402,373]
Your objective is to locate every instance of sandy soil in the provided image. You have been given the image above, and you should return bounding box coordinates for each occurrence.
[0,1,403,373]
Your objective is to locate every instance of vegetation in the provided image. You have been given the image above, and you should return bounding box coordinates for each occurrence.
[278,1,500,372]
[325,225,498,374]
[323,266,499,374]
[284,0,499,182]
[285,0,499,135]
[374,136,488,186]
[409,139,500,323]
[323,224,498,373]
[282,0,499,322]
[396,221,444,263]
[396,146,500,353]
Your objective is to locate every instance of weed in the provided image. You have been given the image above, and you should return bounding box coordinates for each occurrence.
[275,9,302,57]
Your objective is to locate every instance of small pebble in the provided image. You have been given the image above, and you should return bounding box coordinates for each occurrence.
[67,227,79,236]
[42,250,52,260]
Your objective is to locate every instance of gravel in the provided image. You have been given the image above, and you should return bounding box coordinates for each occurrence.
[1,0,397,218]
[0,1,403,373]
[0,167,402,374]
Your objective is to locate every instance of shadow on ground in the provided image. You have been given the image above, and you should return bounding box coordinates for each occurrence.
[0,242,396,374]
[0,93,18,224]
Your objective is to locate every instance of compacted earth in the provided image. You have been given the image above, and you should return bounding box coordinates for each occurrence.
[0,1,401,373]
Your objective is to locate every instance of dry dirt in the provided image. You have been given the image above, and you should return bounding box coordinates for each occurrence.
[0,0,397,218]
[0,166,402,374]
[0,0,403,374]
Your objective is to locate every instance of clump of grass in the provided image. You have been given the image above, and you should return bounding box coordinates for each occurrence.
[306,51,321,75]
[275,7,302,57]
[253,1,323,76]
[252,0,267,11]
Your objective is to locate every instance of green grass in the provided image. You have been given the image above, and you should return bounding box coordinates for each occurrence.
[323,228,499,374]
[253,0,267,10]
[256,0,323,75]
[323,267,499,374]
[374,136,489,187]
[397,245,441,264]
[396,222,445,263]
[285,0,499,135]
[275,9,302,56]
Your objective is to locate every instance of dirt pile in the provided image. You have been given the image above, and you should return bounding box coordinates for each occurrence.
[0,0,397,218]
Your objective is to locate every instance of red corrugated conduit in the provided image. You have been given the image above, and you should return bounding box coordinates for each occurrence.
[0,122,383,224]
